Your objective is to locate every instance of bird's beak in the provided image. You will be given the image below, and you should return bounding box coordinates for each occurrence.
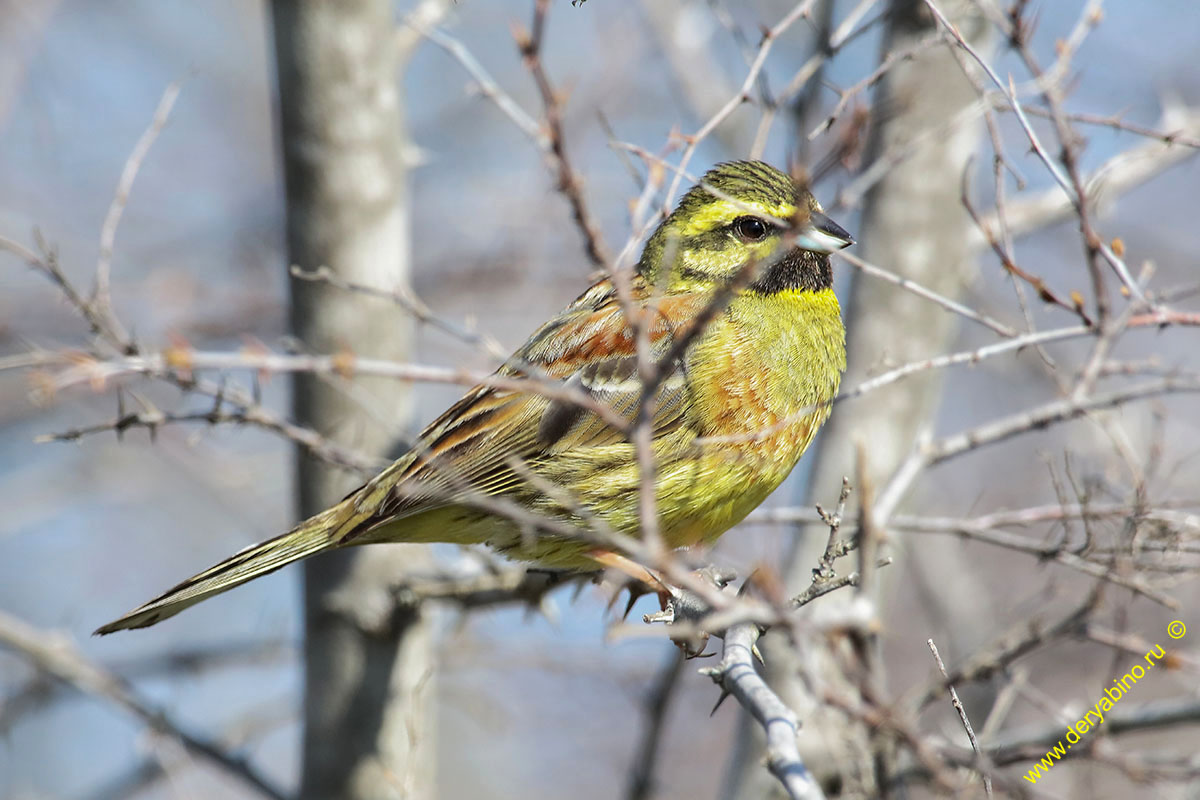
[796,211,854,253]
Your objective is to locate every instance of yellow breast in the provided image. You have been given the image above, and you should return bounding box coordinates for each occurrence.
[689,286,844,454]
[660,286,845,546]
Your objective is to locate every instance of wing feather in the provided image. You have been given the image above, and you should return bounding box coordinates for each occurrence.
[344,278,709,536]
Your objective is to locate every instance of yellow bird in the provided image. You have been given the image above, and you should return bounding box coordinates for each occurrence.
[97,160,852,634]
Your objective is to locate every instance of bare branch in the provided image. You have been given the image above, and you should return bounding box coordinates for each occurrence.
[516,0,612,268]
[701,623,827,800]
[0,611,287,800]
[94,82,180,345]
[927,638,993,797]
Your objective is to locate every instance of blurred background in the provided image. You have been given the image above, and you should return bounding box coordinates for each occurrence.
[2,1,1199,798]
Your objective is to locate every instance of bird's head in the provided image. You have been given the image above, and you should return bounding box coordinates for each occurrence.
[638,160,853,294]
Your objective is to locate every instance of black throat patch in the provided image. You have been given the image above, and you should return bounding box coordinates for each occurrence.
[749,247,834,295]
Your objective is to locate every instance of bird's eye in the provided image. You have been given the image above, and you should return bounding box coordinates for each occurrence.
[732,215,771,243]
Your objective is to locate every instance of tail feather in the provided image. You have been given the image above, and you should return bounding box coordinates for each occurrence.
[95,504,350,635]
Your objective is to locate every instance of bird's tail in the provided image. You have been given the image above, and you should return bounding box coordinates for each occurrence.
[95,500,357,635]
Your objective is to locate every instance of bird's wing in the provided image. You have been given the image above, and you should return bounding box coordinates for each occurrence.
[339,278,709,538]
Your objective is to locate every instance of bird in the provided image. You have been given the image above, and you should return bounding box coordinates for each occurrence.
[96,160,852,634]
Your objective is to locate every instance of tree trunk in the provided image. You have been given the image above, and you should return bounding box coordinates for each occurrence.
[271,2,435,798]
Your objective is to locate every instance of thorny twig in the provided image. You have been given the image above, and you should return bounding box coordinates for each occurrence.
[701,622,827,800]
[640,479,887,800]
[4,2,1200,795]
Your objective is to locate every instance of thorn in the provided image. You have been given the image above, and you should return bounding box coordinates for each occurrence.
[709,688,731,716]
[603,585,622,614]
[115,388,126,441]
[622,590,642,621]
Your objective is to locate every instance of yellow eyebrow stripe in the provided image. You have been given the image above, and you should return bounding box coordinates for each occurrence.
[678,199,796,236]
